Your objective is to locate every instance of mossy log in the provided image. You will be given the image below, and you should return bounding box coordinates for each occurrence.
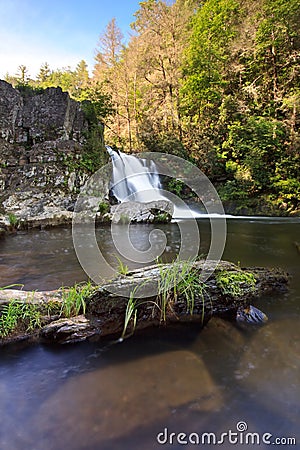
[0,260,289,346]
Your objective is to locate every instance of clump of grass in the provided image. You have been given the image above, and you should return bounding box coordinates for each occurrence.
[0,300,41,337]
[0,284,24,290]
[157,258,208,322]
[61,281,95,318]
[8,213,19,228]
[114,254,129,275]
[118,261,210,343]
[216,270,256,298]
[120,289,138,341]
[45,299,62,317]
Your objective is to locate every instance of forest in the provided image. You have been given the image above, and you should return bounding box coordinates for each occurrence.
[4,0,300,215]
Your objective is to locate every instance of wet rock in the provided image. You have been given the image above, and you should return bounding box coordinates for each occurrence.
[236,304,268,325]
[41,315,95,344]
[29,349,224,447]
[110,200,174,224]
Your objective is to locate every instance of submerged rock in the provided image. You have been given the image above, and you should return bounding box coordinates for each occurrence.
[236,318,300,431]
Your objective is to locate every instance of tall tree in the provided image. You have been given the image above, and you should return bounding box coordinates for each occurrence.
[93,18,124,145]
[130,0,195,145]
[180,0,240,121]
[17,65,30,84]
[37,62,51,83]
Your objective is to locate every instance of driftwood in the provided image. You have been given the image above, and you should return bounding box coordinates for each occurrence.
[0,260,289,346]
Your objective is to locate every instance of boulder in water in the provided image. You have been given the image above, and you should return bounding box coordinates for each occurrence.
[110,200,174,224]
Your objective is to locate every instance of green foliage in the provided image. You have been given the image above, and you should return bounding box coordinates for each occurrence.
[0,300,41,337]
[218,180,253,202]
[181,0,240,117]
[98,201,110,215]
[8,213,19,228]
[61,282,95,318]
[114,255,129,275]
[216,270,256,298]
[140,131,190,160]
[81,83,115,121]
[81,124,109,173]
[120,290,138,341]
[222,117,286,191]
[16,83,44,96]
[158,259,208,321]
[45,299,62,317]
[153,212,171,223]
[166,178,186,197]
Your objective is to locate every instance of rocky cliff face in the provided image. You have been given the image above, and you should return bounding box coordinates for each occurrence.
[0,80,108,229]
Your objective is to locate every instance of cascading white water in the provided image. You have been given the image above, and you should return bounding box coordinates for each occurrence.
[107,146,203,219]
[107,147,163,203]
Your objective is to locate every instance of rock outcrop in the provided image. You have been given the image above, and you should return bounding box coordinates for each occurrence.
[0,80,108,228]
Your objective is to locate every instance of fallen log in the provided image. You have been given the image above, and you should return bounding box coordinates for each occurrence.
[0,260,289,346]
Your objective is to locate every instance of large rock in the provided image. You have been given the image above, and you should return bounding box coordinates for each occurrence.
[0,80,86,143]
[0,80,109,227]
[110,200,174,224]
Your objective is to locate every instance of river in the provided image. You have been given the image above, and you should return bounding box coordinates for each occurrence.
[0,218,299,449]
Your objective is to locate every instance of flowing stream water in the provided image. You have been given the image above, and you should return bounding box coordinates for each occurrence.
[0,218,299,450]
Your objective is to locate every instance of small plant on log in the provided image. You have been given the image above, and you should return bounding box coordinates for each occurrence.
[0,300,41,337]
[158,259,208,322]
[61,281,95,317]
[114,255,129,275]
[120,289,138,341]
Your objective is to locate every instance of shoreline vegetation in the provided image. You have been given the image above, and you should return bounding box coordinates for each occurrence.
[0,260,289,347]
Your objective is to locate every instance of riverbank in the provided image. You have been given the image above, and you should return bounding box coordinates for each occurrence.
[1,199,299,239]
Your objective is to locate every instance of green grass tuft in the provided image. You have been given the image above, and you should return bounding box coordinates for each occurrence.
[157,258,208,322]
[0,300,41,337]
[60,281,96,317]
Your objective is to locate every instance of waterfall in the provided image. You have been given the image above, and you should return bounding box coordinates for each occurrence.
[107,147,164,203]
[107,147,203,220]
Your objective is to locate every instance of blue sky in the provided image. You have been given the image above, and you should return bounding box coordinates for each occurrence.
[0,0,142,79]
